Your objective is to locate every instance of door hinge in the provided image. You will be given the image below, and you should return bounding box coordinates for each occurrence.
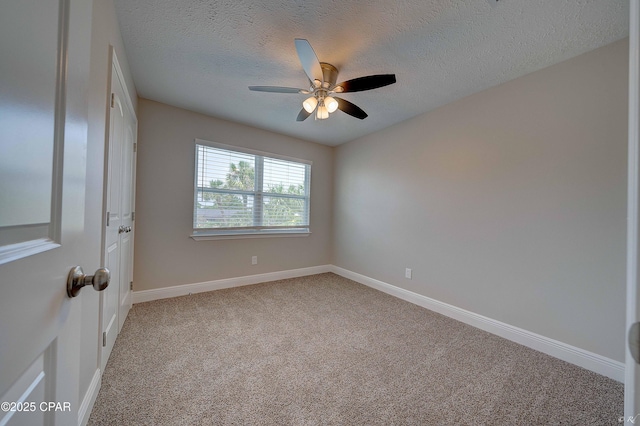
[132,212,135,221]
[110,93,115,108]
[106,212,110,227]
[133,142,137,153]
[130,281,133,291]
[102,332,107,347]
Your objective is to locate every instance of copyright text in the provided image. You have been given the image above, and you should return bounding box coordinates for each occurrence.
[1,401,71,412]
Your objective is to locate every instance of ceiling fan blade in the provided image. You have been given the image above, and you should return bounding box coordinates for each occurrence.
[296,108,312,121]
[336,97,368,120]
[249,86,306,94]
[295,39,323,84]
[335,74,396,93]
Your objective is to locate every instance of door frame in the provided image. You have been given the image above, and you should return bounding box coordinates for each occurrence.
[627,0,640,420]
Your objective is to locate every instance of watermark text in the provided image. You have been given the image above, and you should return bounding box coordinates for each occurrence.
[1,401,71,412]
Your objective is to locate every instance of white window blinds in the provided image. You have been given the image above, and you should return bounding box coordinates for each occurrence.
[193,141,311,237]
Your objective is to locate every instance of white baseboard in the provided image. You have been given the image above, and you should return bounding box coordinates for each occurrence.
[131,264,624,382]
[132,265,332,304]
[78,368,101,426]
[330,265,625,383]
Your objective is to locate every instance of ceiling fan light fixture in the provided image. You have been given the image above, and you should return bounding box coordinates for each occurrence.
[303,96,318,113]
[316,104,329,120]
[324,96,338,113]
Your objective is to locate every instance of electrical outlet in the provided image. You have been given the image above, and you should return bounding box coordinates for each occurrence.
[252,256,258,265]
[405,268,412,279]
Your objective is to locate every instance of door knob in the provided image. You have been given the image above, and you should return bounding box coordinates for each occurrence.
[67,266,110,298]
[630,322,640,364]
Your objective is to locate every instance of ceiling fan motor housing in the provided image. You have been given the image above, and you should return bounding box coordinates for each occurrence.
[320,62,339,88]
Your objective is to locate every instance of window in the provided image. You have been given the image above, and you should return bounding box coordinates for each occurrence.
[192,140,311,239]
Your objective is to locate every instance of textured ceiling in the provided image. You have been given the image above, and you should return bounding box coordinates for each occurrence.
[114,0,629,146]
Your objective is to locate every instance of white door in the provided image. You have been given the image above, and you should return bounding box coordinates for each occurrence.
[0,0,95,425]
[118,73,136,333]
[101,53,136,371]
[627,0,640,421]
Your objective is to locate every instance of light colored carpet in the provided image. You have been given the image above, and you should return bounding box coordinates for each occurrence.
[88,273,623,425]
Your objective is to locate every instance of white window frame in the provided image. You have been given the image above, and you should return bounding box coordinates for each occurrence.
[191,139,312,240]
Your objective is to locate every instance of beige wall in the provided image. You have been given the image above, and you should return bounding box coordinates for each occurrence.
[133,99,333,291]
[133,39,627,364]
[333,39,628,362]
[79,0,137,405]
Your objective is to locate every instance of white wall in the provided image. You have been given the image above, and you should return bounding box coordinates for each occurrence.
[133,99,333,291]
[333,39,628,362]
[79,0,137,412]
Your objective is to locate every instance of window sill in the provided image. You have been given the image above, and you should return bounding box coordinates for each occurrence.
[190,230,311,241]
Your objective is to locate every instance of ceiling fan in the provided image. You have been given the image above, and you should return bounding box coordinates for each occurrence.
[249,39,396,121]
